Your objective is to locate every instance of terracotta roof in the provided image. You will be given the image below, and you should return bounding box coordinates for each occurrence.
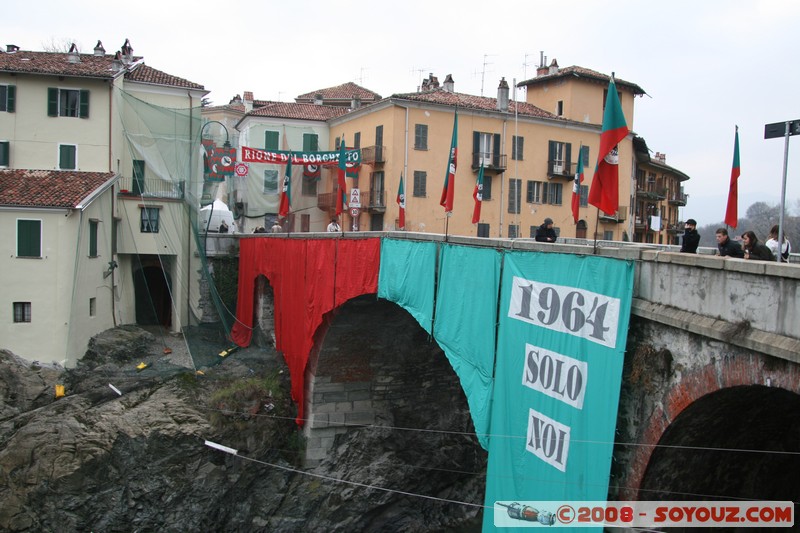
[0,169,115,208]
[125,64,204,89]
[518,66,646,96]
[0,49,203,89]
[246,102,350,121]
[296,82,381,102]
[390,89,561,120]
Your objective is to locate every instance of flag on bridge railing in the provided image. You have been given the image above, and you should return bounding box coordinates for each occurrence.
[725,126,740,228]
[588,76,629,216]
[440,111,458,214]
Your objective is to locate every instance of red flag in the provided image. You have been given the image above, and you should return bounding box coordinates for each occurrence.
[440,112,458,213]
[571,146,585,224]
[396,174,406,229]
[472,162,484,224]
[725,126,740,228]
[336,136,348,217]
[588,76,629,215]
[278,155,292,219]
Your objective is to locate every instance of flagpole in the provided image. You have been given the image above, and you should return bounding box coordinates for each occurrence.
[593,208,600,254]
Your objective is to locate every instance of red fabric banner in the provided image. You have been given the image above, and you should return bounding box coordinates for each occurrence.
[230,237,381,424]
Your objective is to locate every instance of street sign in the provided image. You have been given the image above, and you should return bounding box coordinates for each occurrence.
[764,120,800,139]
[350,207,360,218]
[349,188,361,208]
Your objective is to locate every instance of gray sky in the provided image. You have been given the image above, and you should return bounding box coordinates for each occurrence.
[4,0,799,227]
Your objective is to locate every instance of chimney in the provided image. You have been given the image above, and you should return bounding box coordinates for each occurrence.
[6,44,19,53]
[243,91,254,112]
[93,40,105,56]
[351,94,361,109]
[548,58,559,75]
[496,77,509,112]
[120,38,133,64]
[421,73,439,92]
[67,43,80,63]
[536,51,549,76]
[313,93,323,105]
[443,74,454,93]
[654,152,666,163]
[111,51,123,72]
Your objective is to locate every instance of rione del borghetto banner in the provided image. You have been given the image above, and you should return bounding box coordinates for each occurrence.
[241,146,361,166]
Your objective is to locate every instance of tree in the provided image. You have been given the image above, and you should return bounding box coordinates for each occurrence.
[40,38,82,53]
[745,201,781,237]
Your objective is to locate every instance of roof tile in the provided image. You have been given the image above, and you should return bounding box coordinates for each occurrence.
[296,82,381,102]
[391,89,561,120]
[0,169,115,208]
[247,102,349,121]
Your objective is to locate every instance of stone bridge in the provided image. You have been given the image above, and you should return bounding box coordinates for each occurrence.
[230,232,800,506]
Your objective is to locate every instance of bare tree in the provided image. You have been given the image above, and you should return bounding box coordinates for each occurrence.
[40,37,82,53]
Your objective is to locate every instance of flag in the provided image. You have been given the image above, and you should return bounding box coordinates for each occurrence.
[571,145,585,223]
[336,135,348,216]
[303,163,320,180]
[396,174,406,230]
[278,154,292,219]
[588,76,629,215]
[440,111,458,213]
[725,126,740,228]
[472,162,484,224]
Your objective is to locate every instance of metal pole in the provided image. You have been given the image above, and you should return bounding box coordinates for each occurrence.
[777,122,790,262]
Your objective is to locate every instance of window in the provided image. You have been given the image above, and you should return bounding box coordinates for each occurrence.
[473,131,501,167]
[370,171,385,207]
[132,160,145,195]
[547,182,563,205]
[263,169,279,194]
[301,175,317,196]
[548,140,571,175]
[508,224,519,239]
[17,219,41,258]
[59,144,77,170]
[483,175,493,200]
[477,223,490,237]
[508,178,521,214]
[603,230,614,241]
[580,145,590,166]
[13,302,31,323]
[527,180,543,203]
[48,88,89,118]
[264,131,279,150]
[556,100,563,116]
[89,297,96,317]
[413,170,426,197]
[580,185,588,207]
[353,132,361,149]
[512,136,524,160]
[414,124,428,150]
[88,220,98,257]
[0,141,8,166]
[140,207,160,233]
[302,133,319,152]
[0,85,15,113]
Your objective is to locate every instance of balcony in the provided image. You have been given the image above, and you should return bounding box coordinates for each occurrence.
[361,145,386,165]
[547,159,574,180]
[667,223,683,233]
[635,186,667,201]
[668,192,688,206]
[471,152,507,172]
[366,189,386,212]
[119,177,185,199]
[599,205,627,223]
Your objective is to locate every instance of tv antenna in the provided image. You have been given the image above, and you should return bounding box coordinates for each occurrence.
[410,66,429,91]
[474,54,495,96]
[522,52,537,81]
[355,67,369,85]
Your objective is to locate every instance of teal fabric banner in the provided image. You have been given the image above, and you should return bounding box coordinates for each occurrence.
[483,251,634,531]
[433,244,502,450]
[377,238,437,334]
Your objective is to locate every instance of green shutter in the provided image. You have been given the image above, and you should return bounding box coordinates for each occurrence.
[264,131,279,150]
[6,85,15,113]
[79,89,89,118]
[0,142,8,166]
[47,88,58,116]
[132,160,145,194]
[492,134,501,166]
[17,220,41,257]
[303,133,318,152]
[89,220,98,257]
[565,143,572,174]
[60,145,76,169]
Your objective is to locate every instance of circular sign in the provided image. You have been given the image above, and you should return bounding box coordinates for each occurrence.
[234,163,248,177]
[350,207,360,218]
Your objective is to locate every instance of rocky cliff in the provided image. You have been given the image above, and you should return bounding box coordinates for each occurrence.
[0,326,485,532]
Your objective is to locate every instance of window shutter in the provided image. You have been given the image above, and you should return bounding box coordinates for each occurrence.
[264,131,279,150]
[353,131,360,149]
[483,175,492,200]
[581,145,590,166]
[548,140,556,172]
[492,133,501,166]
[526,180,533,203]
[0,141,8,166]
[472,131,480,167]
[60,145,76,169]
[79,89,90,118]
[18,220,41,257]
[89,220,98,257]
[565,143,572,174]
[47,88,58,116]
[7,85,15,113]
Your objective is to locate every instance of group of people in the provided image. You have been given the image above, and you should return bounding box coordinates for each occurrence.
[682,219,792,262]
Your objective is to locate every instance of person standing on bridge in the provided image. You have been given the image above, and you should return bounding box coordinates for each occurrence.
[535,218,557,243]
[715,228,744,258]
[766,224,792,262]
[327,217,341,233]
[680,218,700,253]
[741,230,774,261]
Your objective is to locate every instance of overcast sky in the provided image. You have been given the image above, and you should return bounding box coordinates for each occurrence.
[4,0,799,228]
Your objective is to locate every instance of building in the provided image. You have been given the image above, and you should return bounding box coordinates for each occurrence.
[0,40,207,365]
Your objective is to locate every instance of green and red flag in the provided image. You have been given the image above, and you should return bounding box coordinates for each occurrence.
[472,162,484,224]
[440,111,458,213]
[278,154,292,219]
[396,174,406,229]
[336,136,348,217]
[725,126,740,228]
[588,76,629,215]
[571,145,585,224]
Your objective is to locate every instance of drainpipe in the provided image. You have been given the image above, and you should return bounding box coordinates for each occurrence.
[395,101,409,223]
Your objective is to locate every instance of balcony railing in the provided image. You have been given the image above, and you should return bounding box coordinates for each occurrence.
[668,192,688,206]
[367,189,386,211]
[599,205,628,223]
[471,152,507,171]
[361,145,386,164]
[547,159,574,179]
[635,187,667,201]
[119,177,185,199]
[317,192,336,211]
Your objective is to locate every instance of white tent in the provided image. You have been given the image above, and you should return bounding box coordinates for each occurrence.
[199,199,235,233]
